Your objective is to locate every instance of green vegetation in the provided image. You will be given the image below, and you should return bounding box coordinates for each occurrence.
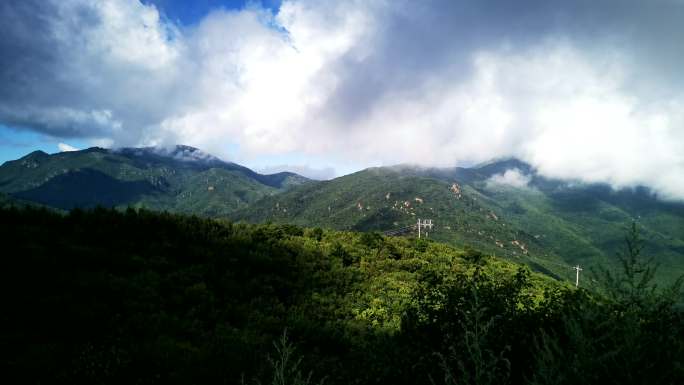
[0,146,309,217]
[3,147,682,286]
[1,207,682,384]
[468,179,684,286]
[230,167,553,262]
[232,162,684,287]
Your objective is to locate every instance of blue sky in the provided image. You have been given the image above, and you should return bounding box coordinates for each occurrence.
[0,125,90,163]
[143,0,281,24]
[1,0,684,197]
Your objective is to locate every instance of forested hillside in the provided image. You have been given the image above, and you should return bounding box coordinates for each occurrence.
[2,145,682,286]
[232,160,684,286]
[0,145,309,216]
[1,207,682,384]
[230,167,554,268]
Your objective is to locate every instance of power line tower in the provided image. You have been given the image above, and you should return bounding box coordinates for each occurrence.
[417,218,433,238]
[574,265,583,287]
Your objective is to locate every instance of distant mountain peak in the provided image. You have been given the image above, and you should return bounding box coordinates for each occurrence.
[474,157,531,169]
[5,150,50,168]
[114,144,228,165]
[23,150,49,159]
[163,145,224,163]
[472,157,535,178]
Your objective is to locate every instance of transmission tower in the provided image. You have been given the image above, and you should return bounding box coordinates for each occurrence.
[574,265,583,287]
[417,218,433,238]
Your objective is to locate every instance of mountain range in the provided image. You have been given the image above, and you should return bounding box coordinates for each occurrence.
[1,145,682,286]
[0,145,309,217]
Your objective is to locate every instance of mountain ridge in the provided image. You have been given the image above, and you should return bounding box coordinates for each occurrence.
[0,145,311,216]
[2,145,682,286]
[231,158,684,286]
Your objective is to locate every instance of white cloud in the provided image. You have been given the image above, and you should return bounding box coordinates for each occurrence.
[2,0,684,200]
[487,168,532,189]
[475,44,684,200]
[57,142,79,152]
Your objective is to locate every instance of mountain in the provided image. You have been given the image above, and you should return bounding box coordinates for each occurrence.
[0,145,310,217]
[232,159,684,285]
[3,145,682,285]
[2,148,684,382]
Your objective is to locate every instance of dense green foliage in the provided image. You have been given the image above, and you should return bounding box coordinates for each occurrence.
[232,161,684,287]
[230,166,552,262]
[0,146,309,216]
[3,147,682,286]
[1,208,682,384]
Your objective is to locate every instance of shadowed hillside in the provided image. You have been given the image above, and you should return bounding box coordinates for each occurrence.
[0,207,682,384]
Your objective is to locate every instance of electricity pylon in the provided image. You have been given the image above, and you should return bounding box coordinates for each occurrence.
[574,265,583,287]
[417,218,433,238]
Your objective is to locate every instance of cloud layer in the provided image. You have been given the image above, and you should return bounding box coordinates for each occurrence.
[1,0,684,199]
[57,143,79,152]
[487,169,533,189]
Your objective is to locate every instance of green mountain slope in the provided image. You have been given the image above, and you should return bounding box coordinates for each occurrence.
[2,145,681,285]
[232,160,684,285]
[230,167,573,280]
[450,160,684,284]
[0,145,309,216]
[3,207,682,384]
[0,207,565,383]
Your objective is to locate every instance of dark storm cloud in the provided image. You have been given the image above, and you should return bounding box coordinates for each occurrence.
[0,0,186,141]
[317,0,684,126]
[0,1,102,136]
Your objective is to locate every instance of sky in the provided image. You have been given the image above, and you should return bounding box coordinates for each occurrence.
[1,0,683,200]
